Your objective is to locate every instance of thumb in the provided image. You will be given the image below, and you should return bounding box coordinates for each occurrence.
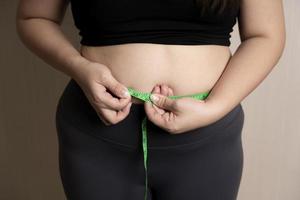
[150,94,177,111]
[104,74,130,99]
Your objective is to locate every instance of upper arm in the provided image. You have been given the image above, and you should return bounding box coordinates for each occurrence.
[16,0,70,24]
[238,0,286,45]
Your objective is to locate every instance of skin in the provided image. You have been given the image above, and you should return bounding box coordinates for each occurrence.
[16,0,285,134]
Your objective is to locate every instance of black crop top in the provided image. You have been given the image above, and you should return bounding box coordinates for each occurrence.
[69,0,240,46]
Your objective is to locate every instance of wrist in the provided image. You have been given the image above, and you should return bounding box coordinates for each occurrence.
[65,55,91,80]
[204,97,227,120]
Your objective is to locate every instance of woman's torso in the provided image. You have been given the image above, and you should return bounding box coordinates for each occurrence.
[80,43,232,104]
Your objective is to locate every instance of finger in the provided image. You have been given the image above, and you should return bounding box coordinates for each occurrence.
[152,85,165,114]
[144,100,155,115]
[150,93,177,112]
[115,102,133,121]
[153,104,165,115]
[166,85,176,117]
[162,112,171,122]
[170,112,176,121]
[96,112,111,126]
[99,73,132,109]
[99,107,120,125]
[93,89,132,111]
[144,101,153,117]
[168,87,174,96]
[144,101,165,127]
[153,84,160,94]
[158,88,176,122]
[102,73,130,99]
[161,84,169,96]
[150,84,177,111]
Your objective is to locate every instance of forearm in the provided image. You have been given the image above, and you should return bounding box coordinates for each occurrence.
[16,17,89,79]
[206,36,285,116]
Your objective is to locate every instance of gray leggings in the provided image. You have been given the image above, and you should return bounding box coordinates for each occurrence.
[55,78,245,200]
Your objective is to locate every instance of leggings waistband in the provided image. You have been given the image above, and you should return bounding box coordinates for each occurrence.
[55,78,244,149]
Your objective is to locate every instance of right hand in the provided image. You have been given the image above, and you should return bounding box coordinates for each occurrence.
[72,59,132,126]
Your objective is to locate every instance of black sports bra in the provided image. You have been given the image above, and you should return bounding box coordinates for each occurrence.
[69,0,240,46]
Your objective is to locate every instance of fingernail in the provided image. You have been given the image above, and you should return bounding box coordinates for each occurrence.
[150,94,159,102]
[123,90,130,98]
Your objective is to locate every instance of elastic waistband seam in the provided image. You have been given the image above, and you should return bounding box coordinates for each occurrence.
[56,111,138,149]
[56,111,212,150]
[55,103,243,150]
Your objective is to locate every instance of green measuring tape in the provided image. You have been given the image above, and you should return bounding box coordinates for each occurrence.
[127,87,210,200]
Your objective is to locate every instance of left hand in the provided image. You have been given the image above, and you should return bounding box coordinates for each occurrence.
[144,84,220,134]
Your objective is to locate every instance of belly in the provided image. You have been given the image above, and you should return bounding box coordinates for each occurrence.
[80,43,232,104]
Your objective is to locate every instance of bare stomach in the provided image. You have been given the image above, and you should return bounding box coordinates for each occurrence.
[80,43,232,104]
